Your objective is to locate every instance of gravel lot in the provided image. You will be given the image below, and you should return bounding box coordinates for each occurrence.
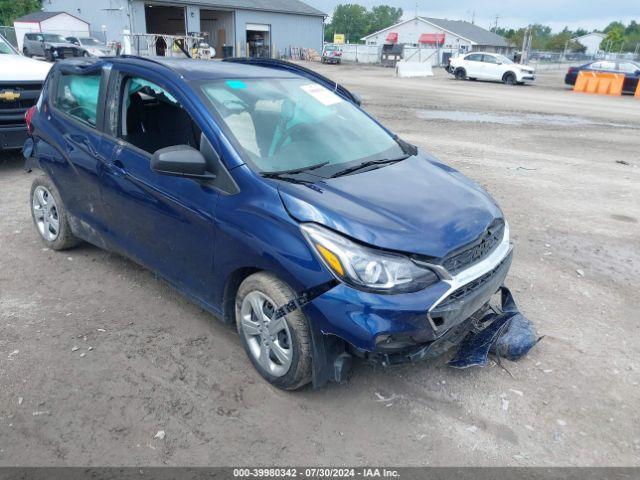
[1,63,639,467]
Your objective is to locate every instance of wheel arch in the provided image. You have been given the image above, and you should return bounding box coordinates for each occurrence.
[503,70,517,81]
[222,267,263,324]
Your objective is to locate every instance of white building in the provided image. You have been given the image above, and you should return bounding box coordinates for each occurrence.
[575,32,606,56]
[13,11,90,52]
[362,16,512,55]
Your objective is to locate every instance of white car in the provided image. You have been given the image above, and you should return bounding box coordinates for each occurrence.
[448,52,535,85]
[0,34,51,150]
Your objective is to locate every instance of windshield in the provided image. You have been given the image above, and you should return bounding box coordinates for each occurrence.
[42,34,67,43]
[80,37,103,46]
[496,54,514,64]
[197,77,404,175]
[0,36,17,54]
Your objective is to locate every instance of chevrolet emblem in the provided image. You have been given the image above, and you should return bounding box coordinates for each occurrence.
[0,90,21,102]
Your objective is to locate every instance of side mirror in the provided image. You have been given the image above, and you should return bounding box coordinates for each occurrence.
[151,145,215,179]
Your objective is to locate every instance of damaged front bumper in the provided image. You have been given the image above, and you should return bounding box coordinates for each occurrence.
[301,229,517,386]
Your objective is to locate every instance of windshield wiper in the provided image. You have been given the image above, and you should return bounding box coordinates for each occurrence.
[330,155,409,178]
[260,161,329,179]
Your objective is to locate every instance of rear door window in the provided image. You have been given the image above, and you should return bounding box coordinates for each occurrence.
[118,76,201,155]
[590,61,616,71]
[466,54,483,62]
[618,63,639,74]
[54,73,101,127]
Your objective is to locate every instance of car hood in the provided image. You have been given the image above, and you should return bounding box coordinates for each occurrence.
[277,153,503,259]
[0,54,51,81]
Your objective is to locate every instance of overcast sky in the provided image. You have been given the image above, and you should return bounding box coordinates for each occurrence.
[305,0,638,32]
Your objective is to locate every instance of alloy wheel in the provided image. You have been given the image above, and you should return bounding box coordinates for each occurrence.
[32,186,60,242]
[240,291,293,377]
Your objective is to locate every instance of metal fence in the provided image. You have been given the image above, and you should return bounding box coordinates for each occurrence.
[324,43,454,66]
[1,25,106,46]
[0,26,18,48]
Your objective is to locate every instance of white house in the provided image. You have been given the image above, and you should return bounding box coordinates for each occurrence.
[362,16,512,55]
[575,32,606,56]
[13,11,90,52]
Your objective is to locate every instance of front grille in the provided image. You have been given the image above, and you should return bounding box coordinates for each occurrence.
[442,219,505,274]
[0,81,42,127]
[439,252,512,308]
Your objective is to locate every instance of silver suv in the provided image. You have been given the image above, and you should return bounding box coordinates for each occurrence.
[23,33,82,61]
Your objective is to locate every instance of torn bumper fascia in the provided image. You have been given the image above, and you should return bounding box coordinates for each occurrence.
[303,232,514,386]
[305,226,513,352]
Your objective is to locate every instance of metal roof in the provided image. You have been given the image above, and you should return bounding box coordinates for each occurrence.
[170,0,325,17]
[420,17,508,47]
[61,56,299,81]
[362,16,509,47]
[14,11,87,23]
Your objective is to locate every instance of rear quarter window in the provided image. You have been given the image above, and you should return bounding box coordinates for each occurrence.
[54,73,101,127]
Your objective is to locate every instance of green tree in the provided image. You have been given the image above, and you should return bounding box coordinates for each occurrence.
[603,21,625,33]
[366,5,403,36]
[601,23,625,51]
[0,0,41,26]
[572,28,589,37]
[546,27,583,52]
[326,4,370,43]
[508,24,552,50]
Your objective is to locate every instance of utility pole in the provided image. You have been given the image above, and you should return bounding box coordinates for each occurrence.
[521,25,531,64]
[494,15,500,32]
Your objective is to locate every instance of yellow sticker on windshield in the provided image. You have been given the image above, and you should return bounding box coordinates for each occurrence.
[300,84,343,106]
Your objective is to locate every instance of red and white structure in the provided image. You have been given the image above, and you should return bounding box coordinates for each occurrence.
[362,16,511,55]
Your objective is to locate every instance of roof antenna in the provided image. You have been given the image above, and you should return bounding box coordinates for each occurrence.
[414,1,418,18]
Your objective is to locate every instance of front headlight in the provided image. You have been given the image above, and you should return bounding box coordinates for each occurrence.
[301,223,439,293]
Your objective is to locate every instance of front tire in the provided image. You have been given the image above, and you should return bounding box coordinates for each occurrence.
[235,272,312,390]
[455,68,467,80]
[503,72,517,85]
[30,175,79,250]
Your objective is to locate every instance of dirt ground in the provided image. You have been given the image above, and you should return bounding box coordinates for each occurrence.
[1,63,639,467]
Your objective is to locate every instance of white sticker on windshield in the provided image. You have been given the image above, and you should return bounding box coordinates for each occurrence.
[300,83,343,106]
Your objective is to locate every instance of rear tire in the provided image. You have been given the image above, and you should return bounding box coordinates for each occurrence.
[235,272,313,390]
[455,68,466,80]
[30,174,80,250]
[503,72,516,85]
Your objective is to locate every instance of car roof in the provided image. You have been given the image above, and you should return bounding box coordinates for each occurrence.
[60,56,299,81]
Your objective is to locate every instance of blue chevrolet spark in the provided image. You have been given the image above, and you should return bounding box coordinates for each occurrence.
[24,56,512,390]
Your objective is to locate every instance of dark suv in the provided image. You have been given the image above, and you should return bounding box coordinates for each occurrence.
[23,33,83,61]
